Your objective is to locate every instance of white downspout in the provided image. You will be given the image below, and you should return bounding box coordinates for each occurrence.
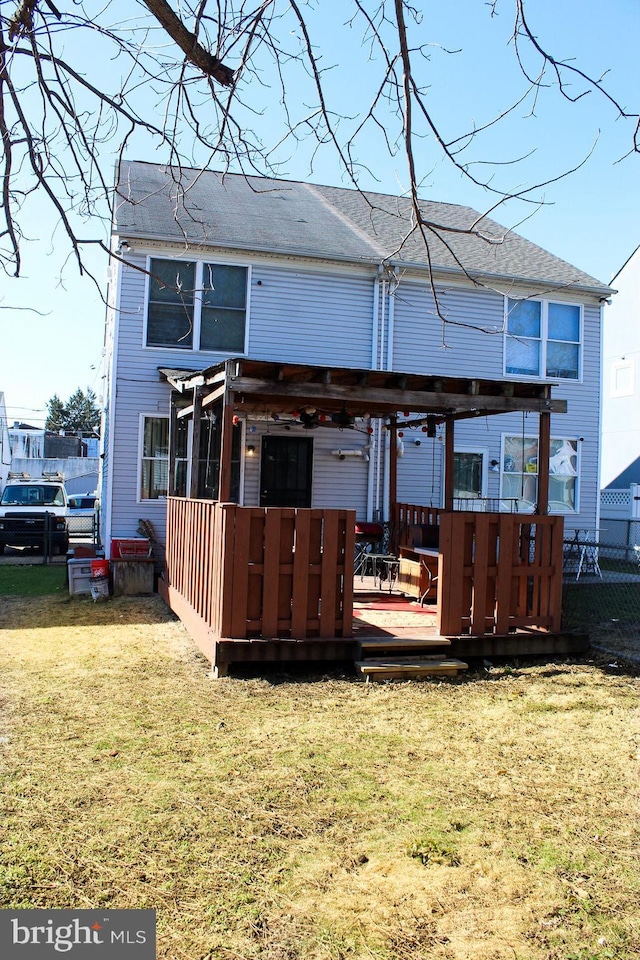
[386,279,395,371]
[368,269,383,521]
[371,273,380,370]
[379,280,387,371]
[103,250,123,559]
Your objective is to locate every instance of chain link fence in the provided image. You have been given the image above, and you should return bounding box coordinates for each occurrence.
[562,537,640,663]
[0,511,100,565]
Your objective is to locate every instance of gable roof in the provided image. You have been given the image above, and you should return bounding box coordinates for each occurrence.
[115,160,610,294]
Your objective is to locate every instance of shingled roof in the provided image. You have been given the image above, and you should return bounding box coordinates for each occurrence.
[115,160,609,294]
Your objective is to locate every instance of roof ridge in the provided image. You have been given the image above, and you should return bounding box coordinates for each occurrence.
[303,182,387,259]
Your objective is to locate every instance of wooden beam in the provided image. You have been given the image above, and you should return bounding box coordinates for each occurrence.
[229,377,567,415]
[202,383,227,408]
[189,388,203,499]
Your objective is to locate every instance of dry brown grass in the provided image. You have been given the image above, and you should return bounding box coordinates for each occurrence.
[1,593,639,960]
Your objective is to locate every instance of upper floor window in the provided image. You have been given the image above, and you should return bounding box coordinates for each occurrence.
[146,258,248,352]
[505,298,581,380]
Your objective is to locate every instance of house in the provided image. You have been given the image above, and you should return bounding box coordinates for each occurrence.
[8,422,44,460]
[103,161,611,551]
[600,244,640,548]
[8,423,100,497]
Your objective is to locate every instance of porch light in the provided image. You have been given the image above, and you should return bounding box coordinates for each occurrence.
[490,459,500,472]
[246,444,256,456]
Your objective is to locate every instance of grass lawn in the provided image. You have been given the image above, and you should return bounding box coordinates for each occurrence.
[1,594,639,959]
[0,562,67,596]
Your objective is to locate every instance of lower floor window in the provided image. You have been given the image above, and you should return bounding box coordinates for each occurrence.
[502,435,578,512]
[141,417,169,499]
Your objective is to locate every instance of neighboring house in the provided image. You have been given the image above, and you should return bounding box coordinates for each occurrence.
[8,424,99,496]
[601,245,640,488]
[0,394,10,493]
[600,244,640,547]
[8,422,45,459]
[102,161,612,553]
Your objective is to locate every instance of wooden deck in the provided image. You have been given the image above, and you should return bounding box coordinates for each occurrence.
[162,499,576,679]
[351,580,587,679]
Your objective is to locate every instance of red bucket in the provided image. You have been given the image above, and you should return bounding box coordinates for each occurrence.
[91,559,109,578]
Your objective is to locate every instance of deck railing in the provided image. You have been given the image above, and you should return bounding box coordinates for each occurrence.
[164,499,355,654]
[394,503,564,636]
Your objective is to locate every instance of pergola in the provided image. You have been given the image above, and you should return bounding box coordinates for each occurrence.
[161,357,567,515]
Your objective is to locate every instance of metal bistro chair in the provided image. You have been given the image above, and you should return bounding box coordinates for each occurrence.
[354,522,384,579]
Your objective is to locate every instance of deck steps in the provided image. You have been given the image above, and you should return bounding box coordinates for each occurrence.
[355,655,468,682]
[358,636,450,654]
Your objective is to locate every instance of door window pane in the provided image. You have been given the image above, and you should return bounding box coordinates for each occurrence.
[453,452,483,499]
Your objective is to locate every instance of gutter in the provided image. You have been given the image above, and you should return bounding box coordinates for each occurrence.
[114,230,613,299]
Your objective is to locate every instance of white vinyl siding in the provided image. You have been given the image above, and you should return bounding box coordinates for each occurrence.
[248,265,375,368]
[104,250,603,544]
[391,284,505,378]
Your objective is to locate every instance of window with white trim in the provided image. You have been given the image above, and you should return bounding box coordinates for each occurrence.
[505,298,581,380]
[611,360,634,397]
[501,434,579,513]
[146,258,248,352]
[140,416,169,500]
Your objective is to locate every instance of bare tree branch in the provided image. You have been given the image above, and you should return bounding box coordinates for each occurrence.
[0,0,636,309]
[141,0,235,86]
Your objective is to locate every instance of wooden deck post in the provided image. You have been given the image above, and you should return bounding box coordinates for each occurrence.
[444,415,455,511]
[388,414,398,520]
[189,387,203,499]
[218,390,235,503]
[538,410,551,515]
[168,394,178,497]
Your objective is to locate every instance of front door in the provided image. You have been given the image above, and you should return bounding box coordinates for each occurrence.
[260,436,313,507]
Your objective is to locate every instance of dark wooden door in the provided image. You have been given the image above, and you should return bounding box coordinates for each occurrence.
[260,436,313,507]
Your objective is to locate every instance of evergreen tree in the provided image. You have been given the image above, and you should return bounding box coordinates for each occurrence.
[45,388,100,435]
[45,394,67,433]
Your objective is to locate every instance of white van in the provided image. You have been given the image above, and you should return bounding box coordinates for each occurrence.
[0,474,69,555]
